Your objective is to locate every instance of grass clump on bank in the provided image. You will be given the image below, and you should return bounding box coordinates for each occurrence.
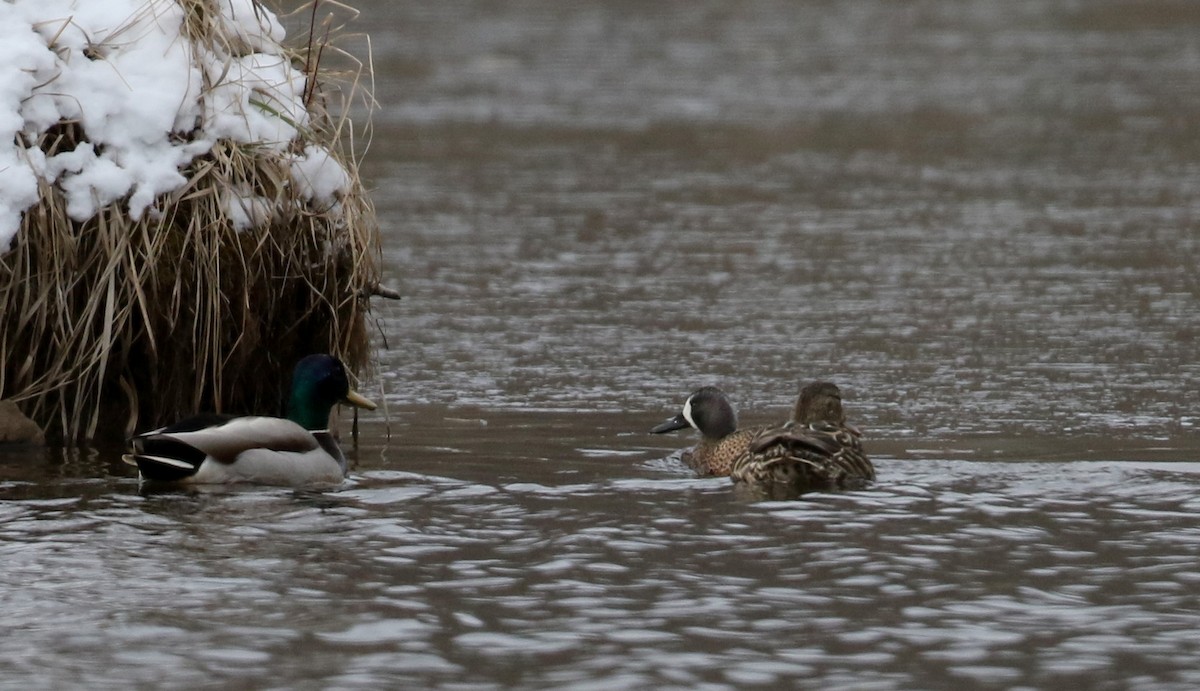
[0,0,381,441]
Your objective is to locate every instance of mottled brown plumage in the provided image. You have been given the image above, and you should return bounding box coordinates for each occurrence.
[652,382,874,497]
[734,381,875,492]
[681,426,767,476]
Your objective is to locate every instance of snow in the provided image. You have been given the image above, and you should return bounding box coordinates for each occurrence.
[204,52,310,146]
[290,144,351,208]
[221,183,277,231]
[219,0,287,53]
[0,0,354,252]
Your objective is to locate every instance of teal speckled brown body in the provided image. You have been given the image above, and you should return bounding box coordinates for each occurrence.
[680,425,770,476]
[653,382,874,496]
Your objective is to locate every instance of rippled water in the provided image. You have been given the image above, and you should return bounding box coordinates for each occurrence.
[5,437,1200,688]
[366,1,1200,438]
[5,0,1200,688]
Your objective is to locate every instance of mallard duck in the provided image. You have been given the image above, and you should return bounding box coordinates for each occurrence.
[735,381,875,490]
[651,382,874,495]
[123,354,376,486]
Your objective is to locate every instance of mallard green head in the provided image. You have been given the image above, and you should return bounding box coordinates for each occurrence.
[288,354,377,430]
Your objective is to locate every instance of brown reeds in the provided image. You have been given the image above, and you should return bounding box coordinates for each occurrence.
[0,0,380,442]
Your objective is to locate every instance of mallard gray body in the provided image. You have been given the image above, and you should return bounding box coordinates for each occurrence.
[123,354,376,487]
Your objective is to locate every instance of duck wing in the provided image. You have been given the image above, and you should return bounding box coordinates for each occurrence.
[735,422,874,493]
[749,424,842,458]
[152,416,320,462]
[124,413,237,481]
[126,416,320,482]
[803,421,875,483]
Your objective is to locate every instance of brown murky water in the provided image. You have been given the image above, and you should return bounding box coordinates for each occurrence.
[4,1,1200,688]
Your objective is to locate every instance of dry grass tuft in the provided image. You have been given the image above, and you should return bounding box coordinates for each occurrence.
[0,0,381,442]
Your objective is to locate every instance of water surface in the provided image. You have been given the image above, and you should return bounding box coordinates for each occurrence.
[4,1,1200,688]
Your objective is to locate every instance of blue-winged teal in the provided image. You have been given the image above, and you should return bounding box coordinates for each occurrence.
[651,386,763,476]
[123,354,376,486]
[652,382,874,494]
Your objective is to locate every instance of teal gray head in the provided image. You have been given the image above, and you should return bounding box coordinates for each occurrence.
[651,386,738,440]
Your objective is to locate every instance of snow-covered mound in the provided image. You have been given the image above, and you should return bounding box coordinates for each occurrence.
[0,0,350,251]
[0,0,378,441]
